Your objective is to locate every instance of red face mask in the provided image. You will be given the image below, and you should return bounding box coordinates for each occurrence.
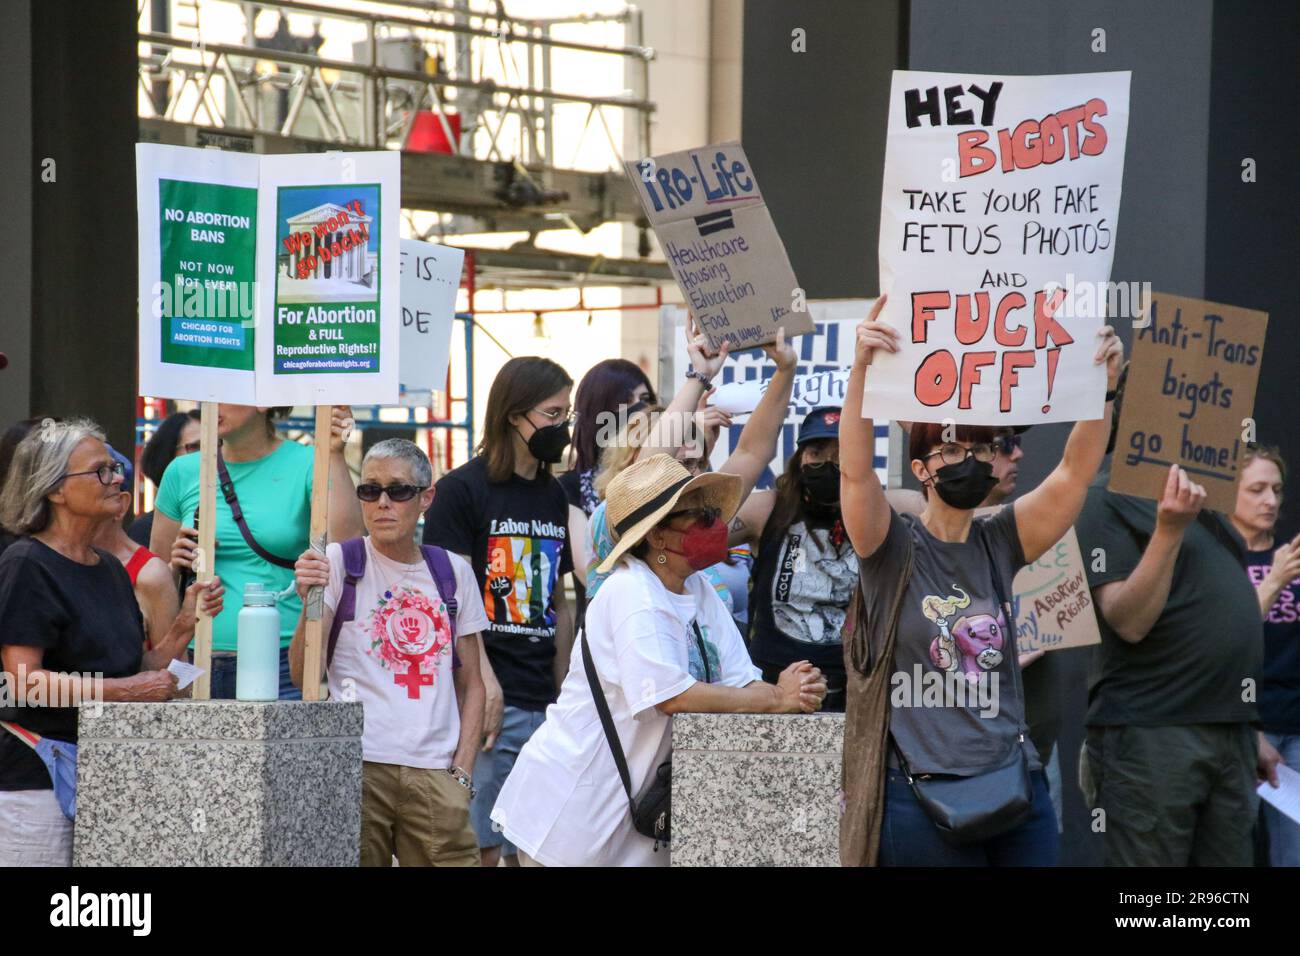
[663,513,728,570]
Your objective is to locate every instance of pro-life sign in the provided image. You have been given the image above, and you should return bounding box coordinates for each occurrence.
[627,142,814,352]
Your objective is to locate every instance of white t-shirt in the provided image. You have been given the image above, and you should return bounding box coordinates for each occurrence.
[324,538,489,769]
[490,556,761,866]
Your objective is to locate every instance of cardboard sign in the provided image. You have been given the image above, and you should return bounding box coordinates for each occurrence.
[666,299,889,488]
[1108,293,1268,512]
[398,239,465,407]
[255,152,401,406]
[136,144,260,403]
[627,142,814,351]
[1011,527,1100,653]
[870,71,1131,425]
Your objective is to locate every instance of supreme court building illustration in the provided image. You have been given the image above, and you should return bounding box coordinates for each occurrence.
[275,185,381,304]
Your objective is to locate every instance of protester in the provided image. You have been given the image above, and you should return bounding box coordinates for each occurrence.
[0,418,221,866]
[422,356,575,868]
[128,409,201,548]
[289,439,488,866]
[151,404,362,700]
[91,446,178,651]
[490,454,827,866]
[838,295,1124,867]
[1230,444,1300,866]
[1075,368,1278,866]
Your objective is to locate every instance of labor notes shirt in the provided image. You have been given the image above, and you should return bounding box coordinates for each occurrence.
[423,456,573,712]
[323,537,488,769]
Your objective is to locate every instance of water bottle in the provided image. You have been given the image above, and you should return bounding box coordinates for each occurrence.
[236,582,281,701]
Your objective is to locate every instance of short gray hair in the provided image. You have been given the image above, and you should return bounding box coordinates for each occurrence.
[0,417,106,535]
[362,439,433,488]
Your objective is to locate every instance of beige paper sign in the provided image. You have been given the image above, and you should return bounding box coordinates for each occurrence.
[1108,293,1268,512]
[1012,527,1100,653]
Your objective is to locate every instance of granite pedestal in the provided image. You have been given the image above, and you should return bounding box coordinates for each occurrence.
[74,700,364,867]
[671,712,845,866]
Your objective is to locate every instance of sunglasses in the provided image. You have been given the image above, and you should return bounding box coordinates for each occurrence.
[665,506,721,528]
[62,461,126,486]
[995,433,1022,455]
[356,483,427,503]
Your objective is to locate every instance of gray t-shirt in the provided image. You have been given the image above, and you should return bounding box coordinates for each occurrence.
[861,506,1039,776]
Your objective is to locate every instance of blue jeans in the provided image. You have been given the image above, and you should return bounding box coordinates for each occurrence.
[203,647,302,701]
[470,705,546,854]
[1263,732,1300,867]
[879,767,1058,866]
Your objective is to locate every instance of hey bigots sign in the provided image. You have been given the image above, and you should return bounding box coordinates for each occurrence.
[867,71,1131,425]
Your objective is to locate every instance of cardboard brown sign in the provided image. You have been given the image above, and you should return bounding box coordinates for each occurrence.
[1108,293,1269,512]
[1011,527,1100,654]
[624,142,814,351]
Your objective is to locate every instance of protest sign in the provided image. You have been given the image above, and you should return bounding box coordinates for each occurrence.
[398,238,465,407]
[666,299,889,488]
[1108,293,1268,512]
[1011,527,1100,654]
[869,70,1131,425]
[255,151,401,407]
[136,144,260,404]
[627,142,814,352]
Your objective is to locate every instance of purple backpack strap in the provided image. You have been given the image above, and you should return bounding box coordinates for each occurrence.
[421,545,461,668]
[326,538,368,667]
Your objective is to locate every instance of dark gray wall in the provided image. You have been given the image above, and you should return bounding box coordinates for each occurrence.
[0,2,33,428]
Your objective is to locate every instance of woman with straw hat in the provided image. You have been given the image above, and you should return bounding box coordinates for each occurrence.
[490,454,826,866]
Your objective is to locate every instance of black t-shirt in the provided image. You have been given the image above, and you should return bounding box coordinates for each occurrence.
[0,538,145,791]
[749,513,857,678]
[1247,546,1300,733]
[423,456,573,711]
[1075,470,1261,727]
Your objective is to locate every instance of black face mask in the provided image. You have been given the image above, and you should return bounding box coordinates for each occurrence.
[800,461,841,507]
[929,456,998,510]
[521,421,570,464]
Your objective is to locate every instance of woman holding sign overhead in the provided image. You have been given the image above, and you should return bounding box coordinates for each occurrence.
[150,404,363,700]
[838,295,1123,867]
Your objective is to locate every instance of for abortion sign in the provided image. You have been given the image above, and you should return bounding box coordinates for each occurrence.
[627,142,814,352]
[868,71,1131,425]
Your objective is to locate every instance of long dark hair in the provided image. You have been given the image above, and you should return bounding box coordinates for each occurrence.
[572,359,655,474]
[140,409,201,488]
[478,356,573,482]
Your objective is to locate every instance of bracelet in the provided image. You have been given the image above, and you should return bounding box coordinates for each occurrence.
[1105,388,1118,402]
[685,368,714,391]
[448,765,476,797]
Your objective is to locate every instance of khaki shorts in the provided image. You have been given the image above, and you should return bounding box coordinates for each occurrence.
[360,761,480,867]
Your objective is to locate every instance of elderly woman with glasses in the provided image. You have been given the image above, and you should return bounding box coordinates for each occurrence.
[490,454,827,867]
[0,418,223,866]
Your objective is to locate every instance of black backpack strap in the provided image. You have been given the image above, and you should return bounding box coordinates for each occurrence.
[581,630,636,813]
[217,447,298,570]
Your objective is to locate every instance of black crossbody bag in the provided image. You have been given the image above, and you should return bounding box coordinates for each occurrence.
[581,620,713,847]
[892,525,1033,846]
[216,447,298,570]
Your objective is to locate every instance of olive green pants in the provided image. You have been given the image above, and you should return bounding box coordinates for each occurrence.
[360,761,480,867]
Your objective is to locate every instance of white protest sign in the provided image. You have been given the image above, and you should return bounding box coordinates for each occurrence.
[255,151,401,406]
[398,238,465,407]
[870,71,1131,425]
[136,144,260,403]
[627,142,814,352]
[1010,527,1100,653]
[666,299,889,488]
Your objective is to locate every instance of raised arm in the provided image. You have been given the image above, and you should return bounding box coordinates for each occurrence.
[719,327,797,499]
[1255,533,1300,618]
[643,316,730,457]
[1013,327,1123,562]
[841,296,897,559]
[326,405,365,543]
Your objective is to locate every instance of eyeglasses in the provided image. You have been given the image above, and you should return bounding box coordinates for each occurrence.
[61,461,126,486]
[530,406,574,427]
[994,433,1022,455]
[925,442,998,467]
[356,483,427,503]
[665,506,721,528]
[177,441,201,455]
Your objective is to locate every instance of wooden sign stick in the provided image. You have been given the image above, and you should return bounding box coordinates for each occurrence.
[191,401,219,700]
[301,404,333,701]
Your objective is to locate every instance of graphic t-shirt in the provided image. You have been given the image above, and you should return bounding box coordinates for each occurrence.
[750,516,858,676]
[155,439,313,651]
[1247,546,1300,733]
[324,538,489,768]
[1075,470,1261,727]
[422,456,573,711]
[861,506,1038,777]
[491,556,761,867]
[0,539,145,791]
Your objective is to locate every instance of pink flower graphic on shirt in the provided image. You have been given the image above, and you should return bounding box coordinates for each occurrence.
[365,587,453,699]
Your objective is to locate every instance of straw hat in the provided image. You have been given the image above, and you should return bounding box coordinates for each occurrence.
[596,454,742,575]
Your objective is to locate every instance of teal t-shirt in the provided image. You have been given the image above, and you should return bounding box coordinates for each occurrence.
[156,440,313,651]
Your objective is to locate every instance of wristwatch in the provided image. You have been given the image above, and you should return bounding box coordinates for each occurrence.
[448,765,476,798]
[1105,388,1118,402]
